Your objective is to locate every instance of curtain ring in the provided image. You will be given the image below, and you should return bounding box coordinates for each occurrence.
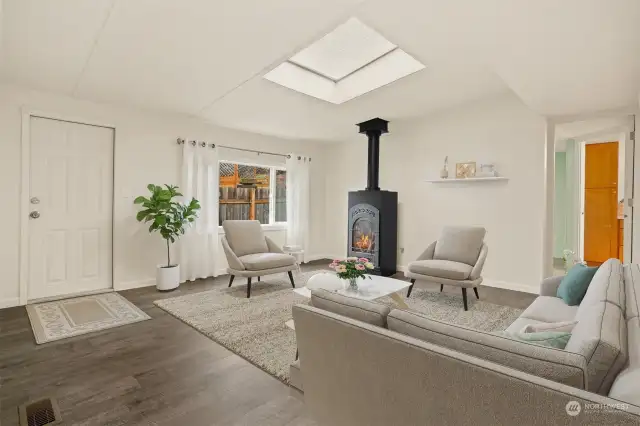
[297,155,301,160]
[210,143,216,149]
[200,141,206,147]
[176,138,185,145]
[190,140,196,146]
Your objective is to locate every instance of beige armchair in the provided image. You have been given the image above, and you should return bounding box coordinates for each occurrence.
[405,226,488,310]
[221,220,297,298]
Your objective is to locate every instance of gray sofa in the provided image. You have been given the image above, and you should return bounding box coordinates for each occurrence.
[290,258,640,425]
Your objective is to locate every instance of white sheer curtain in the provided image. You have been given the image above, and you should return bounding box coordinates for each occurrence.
[179,141,219,282]
[286,154,310,261]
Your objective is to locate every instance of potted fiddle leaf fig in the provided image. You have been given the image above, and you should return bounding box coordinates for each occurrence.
[134,184,200,291]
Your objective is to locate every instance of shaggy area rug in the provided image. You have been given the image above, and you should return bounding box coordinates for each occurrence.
[154,271,523,383]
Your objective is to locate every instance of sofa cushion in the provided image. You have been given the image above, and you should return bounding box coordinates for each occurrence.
[310,289,391,328]
[520,296,579,323]
[222,220,269,257]
[238,253,295,271]
[407,259,472,280]
[556,264,599,306]
[387,309,587,388]
[576,258,624,321]
[608,317,640,405]
[623,264,640,320]
[565,301,627,395]
[433,226,486,266]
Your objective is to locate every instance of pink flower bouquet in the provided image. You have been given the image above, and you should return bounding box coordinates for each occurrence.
[329,258,375,286]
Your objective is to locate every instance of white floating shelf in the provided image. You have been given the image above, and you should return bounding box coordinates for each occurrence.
[426,176,509,183]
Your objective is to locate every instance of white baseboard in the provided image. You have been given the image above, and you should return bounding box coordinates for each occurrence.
[115,278,156,291]
[0,297,21,309]
[305,254,334,263]
[395,265,538,295]
[481,279,538,294]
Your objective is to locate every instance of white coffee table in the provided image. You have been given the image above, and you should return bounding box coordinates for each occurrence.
[294,273,411,309]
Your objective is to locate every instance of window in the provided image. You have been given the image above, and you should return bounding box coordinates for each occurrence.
[219,161,286,225]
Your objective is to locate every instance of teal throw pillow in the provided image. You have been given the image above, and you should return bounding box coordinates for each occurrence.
[493,331,572,349]
[556,264,599,306]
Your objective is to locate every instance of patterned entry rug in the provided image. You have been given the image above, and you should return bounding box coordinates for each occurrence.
[155,271,523,384]
[27,292,151,344]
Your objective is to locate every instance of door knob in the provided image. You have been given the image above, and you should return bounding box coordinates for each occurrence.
[29,211,40,219]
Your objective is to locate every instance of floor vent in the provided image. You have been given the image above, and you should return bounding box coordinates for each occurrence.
[19,397,61,426]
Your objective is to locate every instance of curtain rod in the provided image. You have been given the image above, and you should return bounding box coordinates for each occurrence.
[176,138,311,161]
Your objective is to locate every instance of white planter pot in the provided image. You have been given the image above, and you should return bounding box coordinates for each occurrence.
[156,264,180,291]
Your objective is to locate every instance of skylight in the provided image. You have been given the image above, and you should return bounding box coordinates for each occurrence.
[264,18,425,104]
[289,18,397,81]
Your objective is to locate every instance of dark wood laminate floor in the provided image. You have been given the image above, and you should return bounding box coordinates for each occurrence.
[0,262,536,425]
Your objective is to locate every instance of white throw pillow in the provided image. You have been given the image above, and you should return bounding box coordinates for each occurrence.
[520,320,578,334]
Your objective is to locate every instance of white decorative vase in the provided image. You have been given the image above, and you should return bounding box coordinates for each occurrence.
[156,264,180,291]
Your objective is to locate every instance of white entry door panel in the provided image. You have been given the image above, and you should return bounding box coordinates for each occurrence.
[28,117,114,300]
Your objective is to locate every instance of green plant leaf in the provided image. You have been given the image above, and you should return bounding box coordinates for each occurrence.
[135,184,198,242]
[136,210,151,222]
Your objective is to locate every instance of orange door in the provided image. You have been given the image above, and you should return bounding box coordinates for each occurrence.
[584,142,619,266]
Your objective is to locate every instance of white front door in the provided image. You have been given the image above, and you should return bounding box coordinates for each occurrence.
[28,117,114,300]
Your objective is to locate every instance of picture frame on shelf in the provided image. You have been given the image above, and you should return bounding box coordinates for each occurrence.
[477,163,498,177]
[455,161,476,179]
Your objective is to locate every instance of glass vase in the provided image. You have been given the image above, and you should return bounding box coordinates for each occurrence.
[347,277,359,291]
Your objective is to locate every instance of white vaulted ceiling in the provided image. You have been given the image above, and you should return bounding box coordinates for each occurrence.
[1,0,639,142]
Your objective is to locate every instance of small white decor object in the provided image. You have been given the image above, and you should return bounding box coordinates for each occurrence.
[440,156,449,179]
[283,244,305,274]
[477,163,498,177]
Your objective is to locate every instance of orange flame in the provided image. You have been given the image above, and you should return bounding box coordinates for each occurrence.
[354,234,372,251]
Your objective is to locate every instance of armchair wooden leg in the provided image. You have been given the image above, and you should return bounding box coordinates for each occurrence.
[462,288,468,311]
[246,277,252,298]
[257,276,260,282]
[440,284,444,292]
[473,287,479,299]
[406,279,416,297]
[287,271,296,288]
[228,275,235,288]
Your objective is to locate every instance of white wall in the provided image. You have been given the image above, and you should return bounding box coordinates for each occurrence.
[0,84,330,307]
[325,93,546,292]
